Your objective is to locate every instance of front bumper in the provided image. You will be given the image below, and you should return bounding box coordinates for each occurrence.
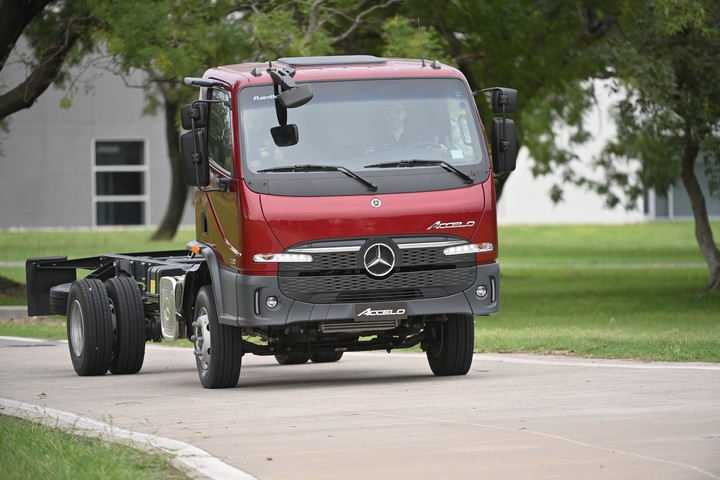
[215,262,499,328]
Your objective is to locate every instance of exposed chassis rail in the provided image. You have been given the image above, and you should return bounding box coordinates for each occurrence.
[26,250,198,317]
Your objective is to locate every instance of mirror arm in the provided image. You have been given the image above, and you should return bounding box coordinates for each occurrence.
[267,67,297,91]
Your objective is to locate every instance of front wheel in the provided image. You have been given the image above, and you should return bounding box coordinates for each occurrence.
[425,314,474,376]
[193,286,242,389]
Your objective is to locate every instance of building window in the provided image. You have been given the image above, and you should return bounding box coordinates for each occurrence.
[93,140,148,226]
[645,159,720,220]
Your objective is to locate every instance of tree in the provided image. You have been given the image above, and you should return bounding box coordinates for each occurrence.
[0,1,97,124]
[525,0,720,293]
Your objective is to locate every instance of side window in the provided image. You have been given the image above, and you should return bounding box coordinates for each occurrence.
[207,90,234,173]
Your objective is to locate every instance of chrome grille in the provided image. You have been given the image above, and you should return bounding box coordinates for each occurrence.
[279,236,476,304]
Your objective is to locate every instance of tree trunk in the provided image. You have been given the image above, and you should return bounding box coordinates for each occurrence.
[679,133,720,295]
[151,94,189,241]
[0,0,52,69]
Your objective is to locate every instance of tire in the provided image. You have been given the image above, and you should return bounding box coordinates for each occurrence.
[275,353,311,365]
[66,279,113,376]
[425,314,474,376]
[49,283,72,315]
[193,286,242,388]
[105,277,146,375]
[310,352,344,363]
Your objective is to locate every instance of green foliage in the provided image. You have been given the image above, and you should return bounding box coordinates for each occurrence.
[20,0,101,86]
[598,0,720,191]
[523,0,720,205]
[93,0,256,116]
[248,8,334,59]
[380,16,446,60]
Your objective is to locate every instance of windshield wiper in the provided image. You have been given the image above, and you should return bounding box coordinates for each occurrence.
[258,164,378,192]
[363,159,474,184]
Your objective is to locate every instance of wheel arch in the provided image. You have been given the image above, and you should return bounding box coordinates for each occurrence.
[184,241,238,327]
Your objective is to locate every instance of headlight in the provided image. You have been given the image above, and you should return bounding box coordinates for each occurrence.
[253,253,313,263]
[443,243,494,256]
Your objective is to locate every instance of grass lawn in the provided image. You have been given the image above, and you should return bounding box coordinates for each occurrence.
[484,268,719,361]
[1,222,719,362]
[0,415,189,480]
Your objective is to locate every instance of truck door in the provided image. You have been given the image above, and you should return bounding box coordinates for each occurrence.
[196,88,242,266]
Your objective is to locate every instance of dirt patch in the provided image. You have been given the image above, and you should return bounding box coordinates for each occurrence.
[0,275,26,298]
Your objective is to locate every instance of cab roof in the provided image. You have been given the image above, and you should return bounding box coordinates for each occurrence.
[205,55,455,87]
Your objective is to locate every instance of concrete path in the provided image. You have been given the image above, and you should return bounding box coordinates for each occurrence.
[1,337,719,480]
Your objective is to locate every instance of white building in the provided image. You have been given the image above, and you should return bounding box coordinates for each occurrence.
[0,45,194,229]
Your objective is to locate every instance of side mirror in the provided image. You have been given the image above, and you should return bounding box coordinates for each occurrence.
[491,88,518,114]
[180,130,210,186]
[491,117,517,174]
[180,103,208,130]
[277,84,313,109]
[271,124,299,146]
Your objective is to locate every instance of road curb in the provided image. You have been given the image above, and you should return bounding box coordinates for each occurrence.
[0,397,258,480]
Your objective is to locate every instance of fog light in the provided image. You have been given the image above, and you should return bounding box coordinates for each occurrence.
[476,285,488,298]
[266,296,278,309]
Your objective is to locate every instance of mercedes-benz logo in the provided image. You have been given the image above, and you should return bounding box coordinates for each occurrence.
[363,243,395,277]
[370,198,382,208]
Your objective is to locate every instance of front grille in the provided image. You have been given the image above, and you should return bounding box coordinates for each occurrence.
[337,288,424,303]
[320,319,399,334]
[279,236,476,304]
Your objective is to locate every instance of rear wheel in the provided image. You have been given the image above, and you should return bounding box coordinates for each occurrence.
[105,277,145,374]
[310,352,344,363]
[193,286,242,388]
[66,279,113,376]
[425,314,474,376]
[275,353,311,365]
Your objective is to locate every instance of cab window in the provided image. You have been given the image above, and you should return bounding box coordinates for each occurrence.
[207,89,233,173]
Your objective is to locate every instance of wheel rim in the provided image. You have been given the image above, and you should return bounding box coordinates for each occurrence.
[108,298,118,358]
[194,308,211,371]
[68,299,84,357]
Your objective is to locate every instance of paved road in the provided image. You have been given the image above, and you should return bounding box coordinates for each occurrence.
[1,337,719,480]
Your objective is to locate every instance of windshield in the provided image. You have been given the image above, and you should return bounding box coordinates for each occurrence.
[240,78,488,195]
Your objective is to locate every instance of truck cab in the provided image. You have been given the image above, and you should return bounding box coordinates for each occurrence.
[178,55,517,386]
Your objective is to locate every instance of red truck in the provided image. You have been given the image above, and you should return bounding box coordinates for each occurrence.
[26,55,517,389]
